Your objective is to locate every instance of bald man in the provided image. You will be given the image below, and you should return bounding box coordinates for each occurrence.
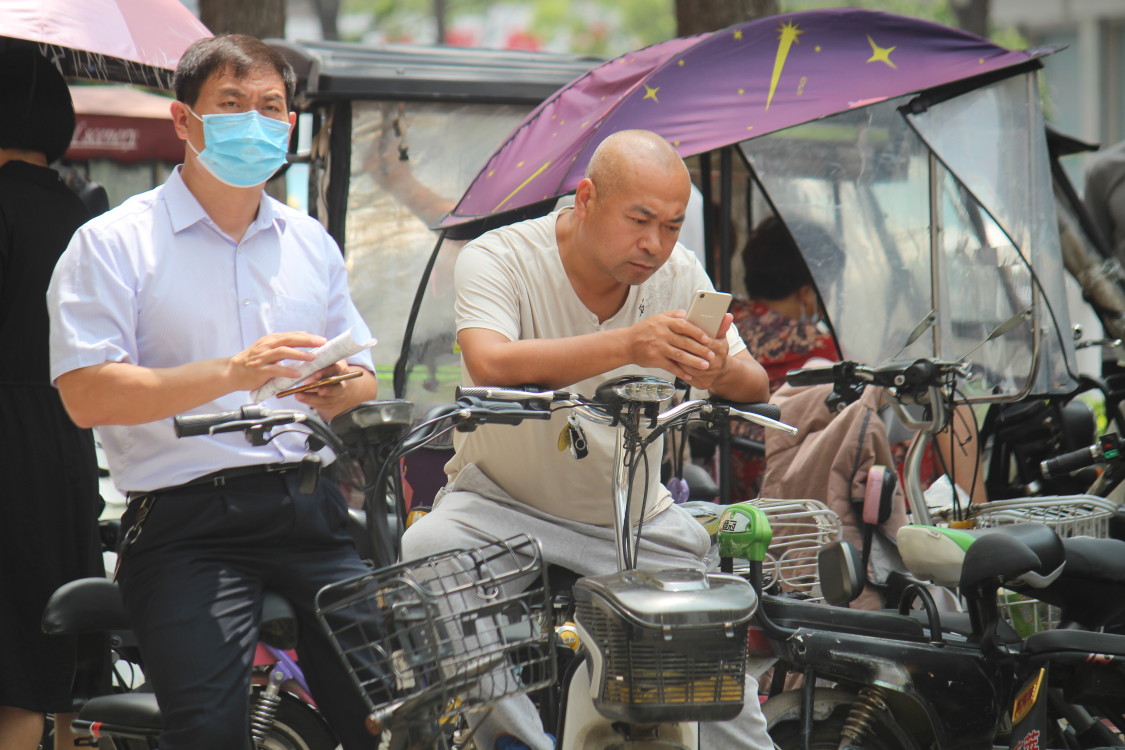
[401,129,772,749]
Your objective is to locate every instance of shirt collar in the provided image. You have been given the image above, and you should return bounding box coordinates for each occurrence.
[164,166,288,238]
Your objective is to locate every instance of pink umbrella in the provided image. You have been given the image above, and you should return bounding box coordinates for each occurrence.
[0,0,211,89]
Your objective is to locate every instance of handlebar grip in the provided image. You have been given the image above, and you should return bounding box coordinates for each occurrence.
[746,403,781,421]
[786,367,837,387]
[175,409,244,437]
[174,406,266,438]
[456,385,559,402]
[710,400,781,422]
[1040,446,1098,479]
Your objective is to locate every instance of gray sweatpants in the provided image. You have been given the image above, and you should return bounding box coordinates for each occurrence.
[400,464,773,750]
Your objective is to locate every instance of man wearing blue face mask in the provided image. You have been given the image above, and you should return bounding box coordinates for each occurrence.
[47,35,379,749]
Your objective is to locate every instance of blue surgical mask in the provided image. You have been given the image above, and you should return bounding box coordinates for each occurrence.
[187,107,291,188]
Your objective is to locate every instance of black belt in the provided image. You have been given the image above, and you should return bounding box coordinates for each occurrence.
[128,462,307,500]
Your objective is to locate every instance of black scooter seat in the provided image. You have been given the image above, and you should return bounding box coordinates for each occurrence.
[961,523,1066,583]
[1023,627,1125,657]
[1009,537,1125,629]
[762,596,926,641]
[1059,537,1125,584]
[76,692,162,732]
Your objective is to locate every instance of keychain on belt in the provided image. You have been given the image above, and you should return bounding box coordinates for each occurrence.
[114,494,155,580]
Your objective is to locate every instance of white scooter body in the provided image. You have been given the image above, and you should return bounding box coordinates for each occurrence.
[558,658,699,750]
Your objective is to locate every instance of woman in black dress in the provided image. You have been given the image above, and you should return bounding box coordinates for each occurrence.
[0,46,103,750]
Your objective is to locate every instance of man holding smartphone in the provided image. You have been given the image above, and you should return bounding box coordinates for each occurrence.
[48,35,378,749]
[402,129,771,749]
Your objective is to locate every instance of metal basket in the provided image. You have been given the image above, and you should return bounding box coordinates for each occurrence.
[573,569,757,724]
[972,495,1118,633]
[314,534,553,728]
[972,495,1117,539]
[752,497,843,601]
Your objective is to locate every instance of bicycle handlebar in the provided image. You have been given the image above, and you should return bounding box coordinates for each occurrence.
[712,399,781,423]
[455,397,555,426]
[172,382,795,453]
[786,359,971,391]
[785,362,851,388]
[1040,447,1100,479]
[455,385,795,435]
[1040,433,1121,479]
[173,406,299,437]
[456,386,568,402]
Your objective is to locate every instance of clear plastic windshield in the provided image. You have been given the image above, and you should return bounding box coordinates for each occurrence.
[906,73,1077,396]
[343,101,538,406]
[739,74,1076,400]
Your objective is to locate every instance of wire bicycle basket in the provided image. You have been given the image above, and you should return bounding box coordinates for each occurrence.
[314,534,554,734]
[740,498,843,602]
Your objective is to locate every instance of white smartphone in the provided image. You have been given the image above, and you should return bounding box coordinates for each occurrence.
[685,290,733,337]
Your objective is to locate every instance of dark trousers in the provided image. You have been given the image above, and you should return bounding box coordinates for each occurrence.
[117,471,375,750]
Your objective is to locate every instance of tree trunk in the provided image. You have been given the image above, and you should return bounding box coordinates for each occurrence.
[674,0,779,38]
[314,0,340,41]
[951,0,991,38]
[199,0,286,39]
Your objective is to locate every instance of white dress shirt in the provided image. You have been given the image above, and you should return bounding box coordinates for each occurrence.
[48,168,374,492]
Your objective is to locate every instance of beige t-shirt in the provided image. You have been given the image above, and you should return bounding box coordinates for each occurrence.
[447,210,747,527]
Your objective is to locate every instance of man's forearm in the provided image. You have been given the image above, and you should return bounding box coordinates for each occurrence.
[57,360,239,428]
[462,330,631,389]
[708,354,769,403]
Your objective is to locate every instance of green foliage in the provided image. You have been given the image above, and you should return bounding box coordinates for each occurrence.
[780,0,1029,50]
[522,0,675,55]
[337,0,1025,56]
[779,0,955,25]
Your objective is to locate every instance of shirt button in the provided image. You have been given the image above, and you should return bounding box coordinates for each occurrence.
[241,298,251,306]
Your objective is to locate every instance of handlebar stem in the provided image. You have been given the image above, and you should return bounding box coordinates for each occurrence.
[611,415,636,572]
[903,431,934,524]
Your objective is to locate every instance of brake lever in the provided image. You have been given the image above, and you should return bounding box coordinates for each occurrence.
[206,413,303,438]
[722,406,798,435]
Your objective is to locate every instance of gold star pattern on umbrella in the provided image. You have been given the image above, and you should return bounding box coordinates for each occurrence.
[767,20,805,110]
[866,35,898,69]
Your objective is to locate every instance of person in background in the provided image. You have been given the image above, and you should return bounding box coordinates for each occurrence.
[0,45,104,750]
[1084,139,1125,265]
[728,215,842,499]
[48,35,378,749]
[734,215,987,505]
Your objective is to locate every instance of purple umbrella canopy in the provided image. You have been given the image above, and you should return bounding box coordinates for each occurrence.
[442,8,1045,227]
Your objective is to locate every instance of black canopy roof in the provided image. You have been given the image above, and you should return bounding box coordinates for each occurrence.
[269,39,601,107]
